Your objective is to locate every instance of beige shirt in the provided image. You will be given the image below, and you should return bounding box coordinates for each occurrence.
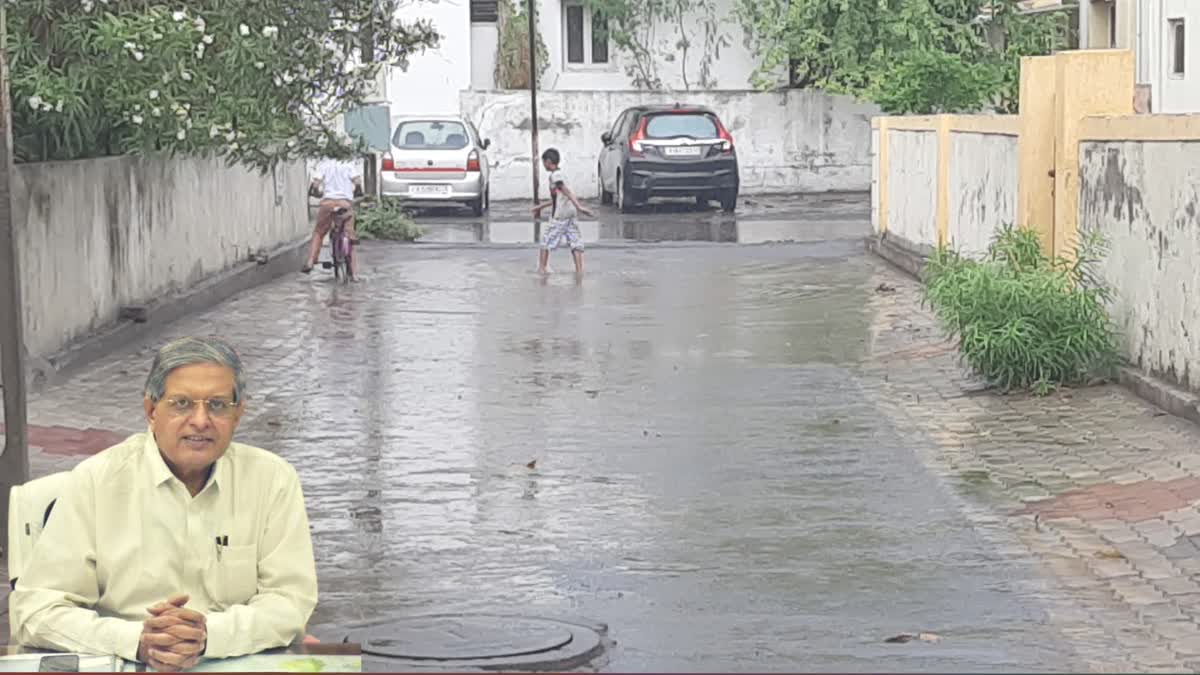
[9,433,318,662]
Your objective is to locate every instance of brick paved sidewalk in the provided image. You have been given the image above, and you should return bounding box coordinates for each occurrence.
[863,264,1200,673]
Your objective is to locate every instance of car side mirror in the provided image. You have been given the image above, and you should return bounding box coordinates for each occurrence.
[482,138,491,150]
[601,132,612,145]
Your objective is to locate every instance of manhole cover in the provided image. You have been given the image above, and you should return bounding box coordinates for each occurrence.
[362,616,574,660]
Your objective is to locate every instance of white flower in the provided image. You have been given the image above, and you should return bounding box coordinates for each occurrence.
[195,43,205,58]
[162,72,172,83]
[131,114,144,125]
[150,31,163,41]
[82,0,94,12]
[254,61,265,69]
[225,131,236,142]
[229,142,240,152]
[193,17,206,31]
[151,107,162,117]
[132,50,145,61]
[40,102,52,112]
[273,75,282,87]
[262,25,279,39]
[210,125,221,138]
[185,119,193,129]
[239,24,250,36]
[181,71,193,81]
[176,129,187,140]
[287,139,297,148]
[54,100,63,113]
[202,34,214,44]
[342,61,357,74]
[207,85,216,94]
[123,41,136,50]
[172,10,186,21]
[148,89,159,100]
[133,104,142,111]
[27,95,43,109]
[281,72,295,84]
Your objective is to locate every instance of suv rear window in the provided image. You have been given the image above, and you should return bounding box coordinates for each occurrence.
[393,121,471,150]
[644,113,719,139]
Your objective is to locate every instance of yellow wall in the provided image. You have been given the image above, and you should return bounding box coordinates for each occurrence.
[875,49,1154,260]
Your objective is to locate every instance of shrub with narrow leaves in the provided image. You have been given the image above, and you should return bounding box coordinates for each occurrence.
[923,225,1118,395]
[356,200,422,241]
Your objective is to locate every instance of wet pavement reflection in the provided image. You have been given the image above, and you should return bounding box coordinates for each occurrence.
[210,238,1084,671]
[11,195,1096,670]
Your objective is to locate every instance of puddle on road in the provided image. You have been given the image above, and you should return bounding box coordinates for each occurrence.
[416,220,868,244]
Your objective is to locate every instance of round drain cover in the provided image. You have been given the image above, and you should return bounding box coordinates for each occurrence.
[361,616,574,660]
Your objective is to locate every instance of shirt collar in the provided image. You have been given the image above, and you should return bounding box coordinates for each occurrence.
[142,431,230,494]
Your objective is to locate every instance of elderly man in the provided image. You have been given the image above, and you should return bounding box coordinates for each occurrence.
[10,336,318,671]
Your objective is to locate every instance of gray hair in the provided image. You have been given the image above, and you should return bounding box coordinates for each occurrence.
[144,336,246,403]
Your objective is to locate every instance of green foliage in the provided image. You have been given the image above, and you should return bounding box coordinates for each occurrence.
[495,0,549,89]
[923,225,1118,395]
[357,200,422,241]
[10,0,439,169]
[735,0,1068,114]
[580,0,730,90]
[869,49,1000,114]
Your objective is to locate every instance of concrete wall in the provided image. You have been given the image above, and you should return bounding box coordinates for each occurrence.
[386,0,472,115]
[948,131,1019,257]
[883,130,939,253]
[872,115,1020,256]
[12,156,309,359]
[1078,114,1200,391]
[462,88,879,201]
[532,0,763,92]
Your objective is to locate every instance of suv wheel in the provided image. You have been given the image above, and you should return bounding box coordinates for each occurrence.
[617,172,637,213]
[719,188,737,213]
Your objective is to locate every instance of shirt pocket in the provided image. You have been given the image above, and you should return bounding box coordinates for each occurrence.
[205,544,258,609]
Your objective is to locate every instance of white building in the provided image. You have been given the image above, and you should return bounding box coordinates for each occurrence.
[386,0,765,118]
[1080,0,1200,112]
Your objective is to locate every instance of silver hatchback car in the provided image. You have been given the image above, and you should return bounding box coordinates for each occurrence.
[380,116,492,215]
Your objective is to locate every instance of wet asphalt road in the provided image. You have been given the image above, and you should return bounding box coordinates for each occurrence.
[12,194,1089,671]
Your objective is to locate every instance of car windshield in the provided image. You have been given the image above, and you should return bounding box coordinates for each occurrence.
[644,113,719,139]
[393,121,470,150]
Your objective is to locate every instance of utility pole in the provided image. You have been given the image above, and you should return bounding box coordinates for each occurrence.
[527,0,539,205]
[0,3,30,555]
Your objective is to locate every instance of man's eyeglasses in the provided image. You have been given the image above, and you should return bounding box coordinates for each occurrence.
[162,396,238,418]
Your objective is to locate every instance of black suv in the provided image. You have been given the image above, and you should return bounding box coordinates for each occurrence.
[597,104,739,213]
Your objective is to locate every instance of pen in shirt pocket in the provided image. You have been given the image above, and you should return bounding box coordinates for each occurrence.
[214,535,228,560]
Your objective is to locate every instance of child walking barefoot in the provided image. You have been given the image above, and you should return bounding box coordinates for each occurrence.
[531,148,593,276]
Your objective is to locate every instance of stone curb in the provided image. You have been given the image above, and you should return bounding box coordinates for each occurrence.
[28,238,309,393]
[863,233,1200,425]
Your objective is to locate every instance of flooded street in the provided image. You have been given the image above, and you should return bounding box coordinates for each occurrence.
[10,198,1133,671]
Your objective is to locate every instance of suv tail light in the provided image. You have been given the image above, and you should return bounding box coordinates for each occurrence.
[628,118,648,157]
[716,120,734,154]
[382,153,395,172]
[466,149,481,172]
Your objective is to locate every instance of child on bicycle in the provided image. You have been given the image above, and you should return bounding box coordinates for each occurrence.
[531,148,592,276]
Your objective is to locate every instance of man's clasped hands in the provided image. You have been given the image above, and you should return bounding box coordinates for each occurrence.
[137,594,207,672]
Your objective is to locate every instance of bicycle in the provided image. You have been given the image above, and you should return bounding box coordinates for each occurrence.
[320,205,355,283]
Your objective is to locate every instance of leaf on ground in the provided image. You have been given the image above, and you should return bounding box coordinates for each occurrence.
[526,460,537,470]
[1094,549,1125,560]
[885,632,941,644]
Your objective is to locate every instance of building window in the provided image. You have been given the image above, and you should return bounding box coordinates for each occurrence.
[1170,19,1186,76]
[563,1,609,66]
[470,0,498,23]
[1108,2,1117,47]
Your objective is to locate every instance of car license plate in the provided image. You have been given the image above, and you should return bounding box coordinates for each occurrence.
[662,146,702,157]
[409,184,451,196]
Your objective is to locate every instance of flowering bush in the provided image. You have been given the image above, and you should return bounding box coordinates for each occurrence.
[10,0,439,169]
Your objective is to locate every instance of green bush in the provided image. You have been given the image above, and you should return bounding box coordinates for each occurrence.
[922,225,1118,395]
[356,200,423,241]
